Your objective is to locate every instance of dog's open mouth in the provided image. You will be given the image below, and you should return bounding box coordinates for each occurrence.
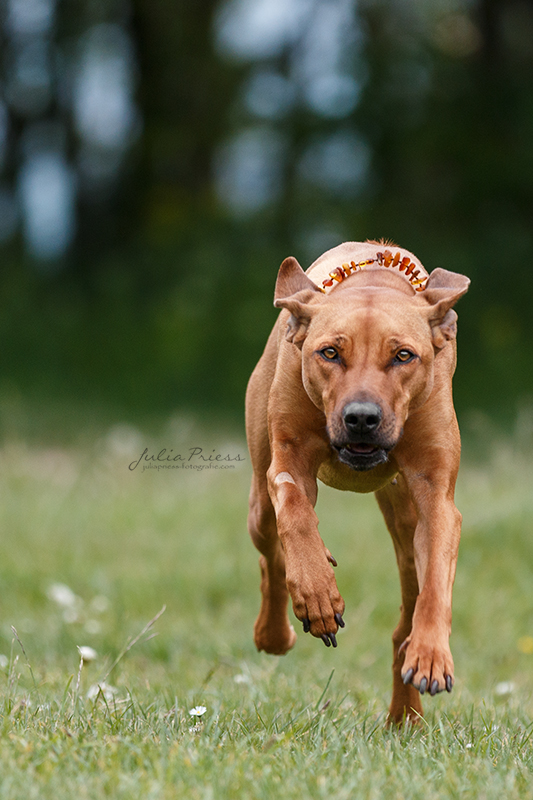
[344,443,377,454]
[334,442,389,471]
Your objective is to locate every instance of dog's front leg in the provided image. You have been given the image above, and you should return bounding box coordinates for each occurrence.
[266,441,345,647]
[399,463,461,697]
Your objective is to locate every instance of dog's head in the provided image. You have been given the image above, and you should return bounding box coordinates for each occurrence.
[274,255,470,471]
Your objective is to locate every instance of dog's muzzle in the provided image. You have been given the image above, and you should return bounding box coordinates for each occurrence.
[332,401,391,471]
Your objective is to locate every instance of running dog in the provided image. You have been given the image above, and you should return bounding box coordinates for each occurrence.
[245,241,470,723]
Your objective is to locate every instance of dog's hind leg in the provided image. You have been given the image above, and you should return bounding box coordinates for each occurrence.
[248,472,297,655]
[376,475,424,724]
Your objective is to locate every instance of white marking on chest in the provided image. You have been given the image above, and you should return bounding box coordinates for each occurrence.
[274,472,296,486]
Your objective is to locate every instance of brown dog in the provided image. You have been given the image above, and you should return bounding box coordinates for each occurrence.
[245,241,470,723]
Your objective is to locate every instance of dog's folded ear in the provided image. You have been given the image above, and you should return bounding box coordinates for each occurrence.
[274,257,322,346]
[423,268,471,349]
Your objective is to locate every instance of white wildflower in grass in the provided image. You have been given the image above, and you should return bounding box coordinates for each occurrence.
[233,673,251,684]
[87,682,118,702]
[189,705,207,717]
[0,655,8,669]
[495,681,515,697]
[77,646,98,663]
[47,582,79,609]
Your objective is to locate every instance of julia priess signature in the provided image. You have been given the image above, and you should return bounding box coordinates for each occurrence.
[128,447,247,472]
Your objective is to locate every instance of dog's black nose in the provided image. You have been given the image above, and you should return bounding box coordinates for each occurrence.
[343,401,382,435]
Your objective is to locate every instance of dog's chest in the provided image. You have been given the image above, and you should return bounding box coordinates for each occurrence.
[317,456,399,494]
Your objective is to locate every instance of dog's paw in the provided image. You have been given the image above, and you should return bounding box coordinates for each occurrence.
[254,618,297,656]
[400,635,454,695]
[285,558,345,647]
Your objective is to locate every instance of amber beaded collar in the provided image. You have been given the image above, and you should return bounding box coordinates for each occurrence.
[319,249,429,294]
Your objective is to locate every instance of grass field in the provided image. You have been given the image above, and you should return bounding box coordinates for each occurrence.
[0,409,532,798]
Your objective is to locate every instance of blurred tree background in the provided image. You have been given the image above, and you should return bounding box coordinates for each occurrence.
[0,0,532,429]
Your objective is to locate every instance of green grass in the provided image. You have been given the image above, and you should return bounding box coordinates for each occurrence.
[0,413,532,798]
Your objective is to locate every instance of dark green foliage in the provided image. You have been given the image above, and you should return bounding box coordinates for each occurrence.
[1,0,532,420]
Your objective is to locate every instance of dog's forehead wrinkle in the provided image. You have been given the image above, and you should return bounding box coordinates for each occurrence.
[323,291,419,319]
[312,302,426,343]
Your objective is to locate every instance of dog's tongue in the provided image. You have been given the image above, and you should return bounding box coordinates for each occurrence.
[346,443,377,454]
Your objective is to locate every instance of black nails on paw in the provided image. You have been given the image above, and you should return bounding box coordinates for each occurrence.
[419,677,428,695]
[430,679,439,696]
[321,634,331,647]
[334,613,345,629]
[402,668,414,685]
[446,675,453,693]
[302,618,310,633]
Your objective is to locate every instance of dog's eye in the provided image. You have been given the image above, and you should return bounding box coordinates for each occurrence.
[395,349,415,363]
[321,347,339,360]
